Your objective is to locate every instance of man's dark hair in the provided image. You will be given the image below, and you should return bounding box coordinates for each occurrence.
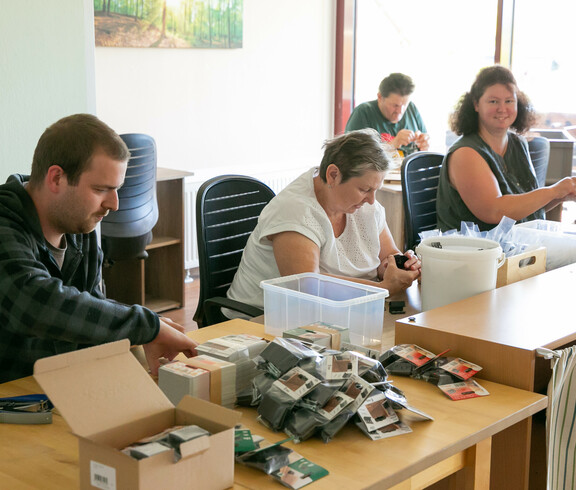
[450,65,535,135]
[29,113,129,187]
[319,128,390,183]
[378,73,415,98]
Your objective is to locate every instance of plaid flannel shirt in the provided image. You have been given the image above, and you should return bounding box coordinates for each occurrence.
[0,175,159,383]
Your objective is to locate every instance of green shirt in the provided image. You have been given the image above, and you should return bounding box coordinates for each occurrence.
[345,100,427,155]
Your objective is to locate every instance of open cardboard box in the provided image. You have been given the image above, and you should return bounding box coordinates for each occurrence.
[34,339,241,490]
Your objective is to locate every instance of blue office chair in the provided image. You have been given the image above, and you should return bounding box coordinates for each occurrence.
[400,151,444,251]
[101,133,159,264]
[528,136,550,188]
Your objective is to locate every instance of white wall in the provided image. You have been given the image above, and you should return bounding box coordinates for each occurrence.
[94,0,336,182]
[0,0,96,180]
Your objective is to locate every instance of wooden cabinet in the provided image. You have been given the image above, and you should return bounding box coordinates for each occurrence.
[103,168,191,313]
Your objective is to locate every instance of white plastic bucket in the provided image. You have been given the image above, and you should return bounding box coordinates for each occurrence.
[416,236,505,311]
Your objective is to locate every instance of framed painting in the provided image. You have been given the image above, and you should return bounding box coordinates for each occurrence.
[94,0,243,48]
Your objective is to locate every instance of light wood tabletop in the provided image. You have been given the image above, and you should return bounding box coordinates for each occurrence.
[0,320,546,489]
[395,263,576,489]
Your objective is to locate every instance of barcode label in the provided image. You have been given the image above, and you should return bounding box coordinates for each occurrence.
[90,461,116,490]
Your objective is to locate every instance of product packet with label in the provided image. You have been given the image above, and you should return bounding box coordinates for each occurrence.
[271,451,329,489]
[392,344,437,367]
[439,358,482,380]
[438,379,490,400]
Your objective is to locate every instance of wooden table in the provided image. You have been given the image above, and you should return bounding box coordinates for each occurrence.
[0,321,546,489]
[396,263,576,489]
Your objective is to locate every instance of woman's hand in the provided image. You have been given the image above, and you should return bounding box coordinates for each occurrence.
[378,254,420,295]
[378,251,420,278]
[550,176,576,201]
[402,250,421,271]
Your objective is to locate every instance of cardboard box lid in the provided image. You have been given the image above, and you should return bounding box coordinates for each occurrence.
[34,339,173,438]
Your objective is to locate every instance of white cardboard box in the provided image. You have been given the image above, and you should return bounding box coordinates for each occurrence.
[34,339,241,490]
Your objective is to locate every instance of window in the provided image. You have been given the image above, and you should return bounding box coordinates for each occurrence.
[353,0,499,152]
[511,0,576,135]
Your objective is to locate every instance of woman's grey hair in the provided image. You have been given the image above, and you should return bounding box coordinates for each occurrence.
[318,128,390,183]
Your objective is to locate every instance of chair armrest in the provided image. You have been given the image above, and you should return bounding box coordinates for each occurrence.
[203,297,264,325]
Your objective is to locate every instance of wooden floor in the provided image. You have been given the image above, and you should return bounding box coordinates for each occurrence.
[162,268,201,332]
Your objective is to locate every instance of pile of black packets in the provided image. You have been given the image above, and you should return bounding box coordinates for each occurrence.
[379,344,487,401]
[236,337,432,443]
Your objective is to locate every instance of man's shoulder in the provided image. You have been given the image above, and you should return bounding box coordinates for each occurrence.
[400,102,426,131]
[351,99,379,114]
[346,100,382,132]
[404,101,423,120]
[0,175,29,215]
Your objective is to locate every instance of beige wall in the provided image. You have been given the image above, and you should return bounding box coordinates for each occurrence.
[94,0,336,181]
[0,0,95,180]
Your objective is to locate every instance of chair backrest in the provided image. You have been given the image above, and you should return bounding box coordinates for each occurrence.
[528,136,550,188]
[400,151,444,251]
[193,175,275,327]
[101,133,159,262]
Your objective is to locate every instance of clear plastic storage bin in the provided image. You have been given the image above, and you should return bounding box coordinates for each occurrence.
[513,220,576,271]
[261,273,388,347]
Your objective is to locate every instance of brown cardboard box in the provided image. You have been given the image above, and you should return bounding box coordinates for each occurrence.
[496,247,546,288]
[34,339,241,490]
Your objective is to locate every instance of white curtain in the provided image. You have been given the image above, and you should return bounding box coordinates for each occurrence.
[546,346,576,490]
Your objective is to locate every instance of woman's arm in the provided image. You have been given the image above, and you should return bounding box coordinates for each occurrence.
[270,231,322,275]
[449,147,576,224]
[271,229,419,295]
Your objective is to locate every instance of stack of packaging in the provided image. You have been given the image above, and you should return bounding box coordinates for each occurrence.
[158,355,238,408]
[380,344,488,401]
[185,355,237,408]
[159,336,473,445]
[195,334,268,393]
[238,337,433,443]
[158,362,210,405]
[159,335,266,409]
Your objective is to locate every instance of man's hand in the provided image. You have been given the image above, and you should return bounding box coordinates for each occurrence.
[414,131,430,151]
[159,316,186,333]
[392,129,416,149]
[143,318,198,376]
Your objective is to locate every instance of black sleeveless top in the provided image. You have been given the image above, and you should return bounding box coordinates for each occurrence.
[436,132,545,232]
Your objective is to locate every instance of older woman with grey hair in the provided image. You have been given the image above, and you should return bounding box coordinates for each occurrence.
[227,128,421,312]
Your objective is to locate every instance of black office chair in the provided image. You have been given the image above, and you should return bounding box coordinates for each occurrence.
[101,133,159,264]
[400,151,444,251]
[194,175,275,328]
[528,136,550,188]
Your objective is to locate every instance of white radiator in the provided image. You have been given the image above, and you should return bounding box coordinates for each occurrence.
[184,168,306,271]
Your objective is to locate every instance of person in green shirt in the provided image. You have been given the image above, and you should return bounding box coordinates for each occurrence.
[345,73,430,156]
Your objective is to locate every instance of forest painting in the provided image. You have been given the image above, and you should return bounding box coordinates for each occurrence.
[94,0,243,48]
